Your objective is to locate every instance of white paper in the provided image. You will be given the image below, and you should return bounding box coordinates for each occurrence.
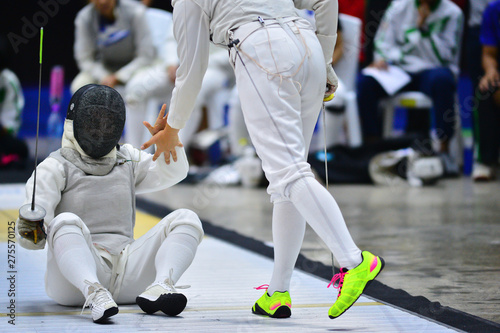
[361,65,412,96]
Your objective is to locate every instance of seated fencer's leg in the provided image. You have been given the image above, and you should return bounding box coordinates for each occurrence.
[49,214,118,323]
[136,209,203,316]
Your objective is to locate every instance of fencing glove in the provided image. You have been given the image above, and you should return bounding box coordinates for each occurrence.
[325,64,338,101]
[15,217,46,250]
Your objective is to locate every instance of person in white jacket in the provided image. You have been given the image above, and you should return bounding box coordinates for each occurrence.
[70,0,155,93]
[15,85,203,323]
[142,0,384,320]
[357,0,464,174]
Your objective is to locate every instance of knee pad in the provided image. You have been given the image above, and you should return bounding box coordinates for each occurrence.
[160,209,204,243]
[48,213,90,248]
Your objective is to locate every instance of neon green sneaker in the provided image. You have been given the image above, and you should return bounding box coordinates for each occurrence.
[252,285,292,318]
[328,251,385,319]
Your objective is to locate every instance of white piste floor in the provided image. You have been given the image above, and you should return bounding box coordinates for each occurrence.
[0,182,459,332]
[0,237,458,333]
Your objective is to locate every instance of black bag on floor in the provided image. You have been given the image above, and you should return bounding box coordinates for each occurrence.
[308,135,437,185]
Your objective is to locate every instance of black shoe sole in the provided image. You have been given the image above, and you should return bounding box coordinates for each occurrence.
[252,303,291,318]
[93,306,119,323]
[329,256,385,320]
[136,293,187,316]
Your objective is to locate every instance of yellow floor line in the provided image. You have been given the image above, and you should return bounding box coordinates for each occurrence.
[0,302,384,317]
[0,209,160,242]
[133,211,161,238]
[0,209,18,242]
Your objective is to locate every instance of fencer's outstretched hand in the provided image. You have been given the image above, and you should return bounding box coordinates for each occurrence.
[143,104,168,136]
[325,64,339,99]
[141,117,183,164]
[16,217,46,247]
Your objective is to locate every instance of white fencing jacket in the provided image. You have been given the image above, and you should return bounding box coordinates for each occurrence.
[167,0,338,130]
[73,0,155,82]
[19,144,188,254]
[374,0,463,75]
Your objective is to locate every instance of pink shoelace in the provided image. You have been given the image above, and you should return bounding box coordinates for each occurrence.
[254,284,269,291]
[327,268,348,299]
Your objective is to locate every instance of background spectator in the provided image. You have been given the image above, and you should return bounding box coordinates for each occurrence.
[356,0,464,175]
[71,0,155,93]
[473,0,500,180]
[0,34,28,169]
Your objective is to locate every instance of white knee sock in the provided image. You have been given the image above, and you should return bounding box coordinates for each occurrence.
[53,227,100,296]
[288,177,362,269]
[154,226,199,285]
[268,201,306,295]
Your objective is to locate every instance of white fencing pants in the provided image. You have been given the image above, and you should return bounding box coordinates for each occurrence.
[230,20,325,200]
[230,19,362,272]
[45,209,203,306]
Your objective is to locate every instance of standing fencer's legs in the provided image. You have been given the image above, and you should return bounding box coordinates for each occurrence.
[234,23,360,273]
[267,201,306,296]
[233,22,383,319]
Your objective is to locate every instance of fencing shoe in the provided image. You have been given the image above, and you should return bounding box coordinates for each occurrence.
[328,251,384,319]
[136,278,188,316]
[82,280,119,323]
[252,285,292,318]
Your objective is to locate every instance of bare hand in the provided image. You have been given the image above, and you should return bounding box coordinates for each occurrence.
[418,2,431,28]
[143,104,168,136]
[370,60,389,70]
[141,121,183,164]
[100,74,120,88]
[479,70,500,92]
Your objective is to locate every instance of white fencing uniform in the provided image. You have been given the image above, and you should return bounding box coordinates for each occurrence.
[71,0,155,93]
[166,0,363,297]
[20,143,203,305]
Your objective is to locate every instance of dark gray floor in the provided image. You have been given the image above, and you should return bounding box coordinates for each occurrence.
[139,175,500,325]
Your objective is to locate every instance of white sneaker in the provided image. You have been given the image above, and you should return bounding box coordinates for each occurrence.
[82,280,119,323]
[136,278,188,316]
[472,163,495,181]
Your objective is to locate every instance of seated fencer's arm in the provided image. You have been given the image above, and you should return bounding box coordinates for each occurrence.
[128,143,189,194]
[16,157,66,250]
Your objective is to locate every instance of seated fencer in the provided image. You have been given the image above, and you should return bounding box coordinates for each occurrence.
[15,84,203,323]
